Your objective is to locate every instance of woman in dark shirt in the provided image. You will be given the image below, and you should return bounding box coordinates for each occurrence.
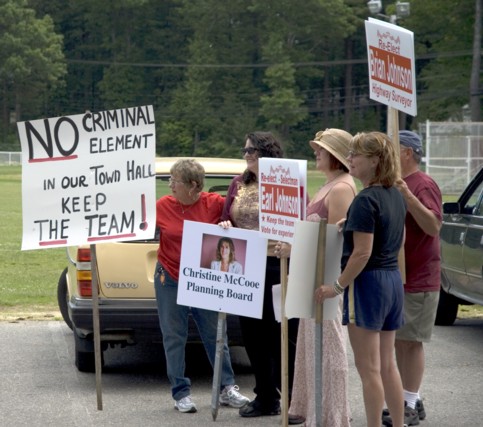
[315,131,407,427]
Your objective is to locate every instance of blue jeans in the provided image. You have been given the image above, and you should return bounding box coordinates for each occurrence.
[154,262,236,400]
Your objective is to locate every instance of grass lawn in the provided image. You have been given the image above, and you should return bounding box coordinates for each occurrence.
[1,163,482,321]
[0,165,65,320]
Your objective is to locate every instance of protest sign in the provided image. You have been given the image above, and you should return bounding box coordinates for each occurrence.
[178,221,267,319]
[365,18,417,116]
[18,105,156,250]
[258,158,307,244]
[285,223,343,320]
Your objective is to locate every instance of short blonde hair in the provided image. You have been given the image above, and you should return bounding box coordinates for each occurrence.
[350,132,398,187]
[170,159,205,192]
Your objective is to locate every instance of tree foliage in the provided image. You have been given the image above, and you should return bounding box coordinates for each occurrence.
[0,0,65,144]
[0,0,480,155]
[405,0,479,121]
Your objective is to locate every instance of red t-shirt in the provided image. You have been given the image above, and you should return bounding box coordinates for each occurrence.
[156,192,224,281]
[404,171,442,292]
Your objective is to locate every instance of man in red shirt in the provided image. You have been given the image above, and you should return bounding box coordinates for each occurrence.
[383,131,442,427]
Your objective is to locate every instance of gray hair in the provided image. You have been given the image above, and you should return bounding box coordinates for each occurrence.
[170,159,205,192]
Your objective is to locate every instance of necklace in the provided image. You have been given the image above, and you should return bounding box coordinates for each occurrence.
[178,196,200,214]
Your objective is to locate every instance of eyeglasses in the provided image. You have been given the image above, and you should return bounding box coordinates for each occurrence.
[168,177,183,185]
[241,147,259,155]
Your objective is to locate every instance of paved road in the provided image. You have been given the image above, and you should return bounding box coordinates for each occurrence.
[1,318,483,426]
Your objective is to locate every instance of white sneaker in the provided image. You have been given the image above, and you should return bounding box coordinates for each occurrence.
[219,385,250,408]
[174,395,197,413]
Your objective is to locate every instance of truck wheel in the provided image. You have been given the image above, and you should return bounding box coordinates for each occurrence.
[435,288,459,326]
[57,268,73,330]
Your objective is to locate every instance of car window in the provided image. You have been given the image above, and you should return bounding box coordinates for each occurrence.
[471,188,483,216]
[463,180,483,216]
[155,176,235,199]
[151,175,235,243]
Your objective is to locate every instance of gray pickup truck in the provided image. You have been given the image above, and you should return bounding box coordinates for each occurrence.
[436,167,483,325]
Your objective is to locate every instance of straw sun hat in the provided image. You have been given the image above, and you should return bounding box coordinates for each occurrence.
[309,128,352,170]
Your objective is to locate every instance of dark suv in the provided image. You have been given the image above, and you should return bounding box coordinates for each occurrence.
[436,167,483,325]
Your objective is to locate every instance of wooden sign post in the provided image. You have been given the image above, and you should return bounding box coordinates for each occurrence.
[314,220,327,427]
[90,244,103,410]
[281,257,289,427]
[211,312,227,421]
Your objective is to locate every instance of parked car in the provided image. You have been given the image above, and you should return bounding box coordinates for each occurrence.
[57,157,246,372]
[436,167,483,325]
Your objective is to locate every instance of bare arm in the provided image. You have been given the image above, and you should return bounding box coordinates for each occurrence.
[315,231,373,303]
[395,179,441,237]
[326,183,355,225]
[338,231,373,286]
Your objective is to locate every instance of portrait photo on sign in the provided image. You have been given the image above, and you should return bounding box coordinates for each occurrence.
[201,234,246,275]
[178,221,267,319]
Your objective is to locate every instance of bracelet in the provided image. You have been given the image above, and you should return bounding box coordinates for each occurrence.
[333,279,345,295]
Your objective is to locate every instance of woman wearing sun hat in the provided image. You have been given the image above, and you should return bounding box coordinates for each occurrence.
[288,128,356,426]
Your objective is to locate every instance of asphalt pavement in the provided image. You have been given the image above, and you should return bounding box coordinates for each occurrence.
[1,318,483,426]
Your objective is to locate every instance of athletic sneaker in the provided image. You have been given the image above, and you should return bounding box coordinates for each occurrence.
[174,395,197,413]
[382,403,419,426]
[415,399,426,420]
[219,385,250,408]
[383,399,426,421]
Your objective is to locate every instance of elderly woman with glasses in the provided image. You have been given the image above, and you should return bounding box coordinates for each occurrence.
[154,159,249,414]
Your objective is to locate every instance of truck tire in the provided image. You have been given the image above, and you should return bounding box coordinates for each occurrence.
[435,288,459,326]
[57,268,73,330]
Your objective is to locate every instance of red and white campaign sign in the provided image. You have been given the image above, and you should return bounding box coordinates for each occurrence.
[258,158,307,244]
[365,18,417,116]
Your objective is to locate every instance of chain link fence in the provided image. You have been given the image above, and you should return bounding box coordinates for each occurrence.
[0,151,21,165]
[3,122,483,195]
[418,121,483,195]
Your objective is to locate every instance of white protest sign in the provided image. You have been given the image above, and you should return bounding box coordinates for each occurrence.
[285,222,343,320]
[258,158,307,244]
[18,105,156,250]
[178,221,267,319]
[365,18,417,116]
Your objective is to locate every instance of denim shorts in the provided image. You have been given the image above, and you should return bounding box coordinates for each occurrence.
[342,269,404,331]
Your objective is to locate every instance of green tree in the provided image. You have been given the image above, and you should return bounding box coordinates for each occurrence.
[25,0,481,158]
[159,34,217,156]
[470,0,481,121]
[405,0,480,122]
[0,0,65,146]
[242,0,357,153]
[159,0,260,156]
[84,0,150,109]
[259,36,307,136]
